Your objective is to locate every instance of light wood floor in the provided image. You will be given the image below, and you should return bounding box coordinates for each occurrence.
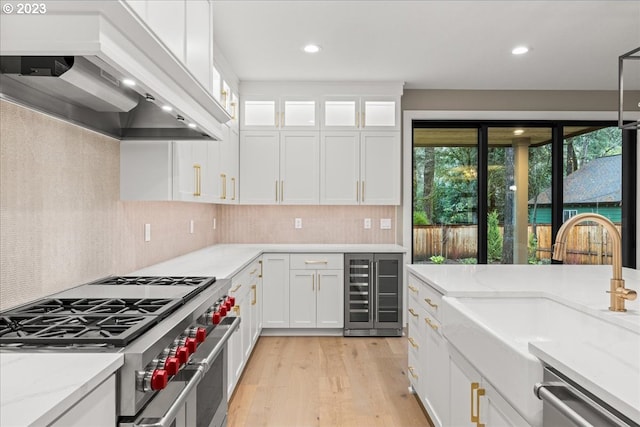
[228,335,433,427]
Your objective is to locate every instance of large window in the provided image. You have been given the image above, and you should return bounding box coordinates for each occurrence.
[411,121,636,267]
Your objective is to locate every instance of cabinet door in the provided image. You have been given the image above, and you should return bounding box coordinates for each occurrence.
[145,0,186,62]
[422,315,449,427]
[289,270,317,328]
[220,124,239,203]
[250,280,260,346]
[185,0,211,91]
[238,287,252,362]
[239,131,280,204]
[316,269,343,328]
[173,141,206,202]
[262,254,290,328]
[281,97,318,129]
[360,132,401,205]
[120,140,173,201]
[322,97,358,130]
[241,97,278,130]
[320,131,360,204]
[280,131,319,204]
[227,320,242,399]
[449,351,480,427]
[205,140,221,202]
[361,97,400,130]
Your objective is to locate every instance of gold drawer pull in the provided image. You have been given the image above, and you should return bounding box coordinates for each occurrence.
[408,285,418,293]
[408,337,419,349]
[408,308,418,317]
[305,260,329,264]
[233,305,240,315]
[471,382,485,426]
[251,285,257,305]
[231,284,242,293]
[258,260,263,278]
[425,298,438,309]
[425,317,438,331]
[408,366,418,379]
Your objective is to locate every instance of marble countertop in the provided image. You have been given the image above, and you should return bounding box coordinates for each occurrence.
[0,352,123,427]
[407,264,640,424]
[131,243,406,278]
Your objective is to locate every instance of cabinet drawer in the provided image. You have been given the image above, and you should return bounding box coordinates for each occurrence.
[289,253,344,270]
[420,282,443,321]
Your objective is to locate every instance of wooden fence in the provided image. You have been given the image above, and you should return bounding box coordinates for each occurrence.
[413,224,621,264]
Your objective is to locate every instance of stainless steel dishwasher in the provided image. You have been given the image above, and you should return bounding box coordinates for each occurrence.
[534,367,638,427]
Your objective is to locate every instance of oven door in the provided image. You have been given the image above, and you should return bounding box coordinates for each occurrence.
[120,316,240,427]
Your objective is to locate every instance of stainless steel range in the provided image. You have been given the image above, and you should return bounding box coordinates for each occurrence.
[0,275,240,427]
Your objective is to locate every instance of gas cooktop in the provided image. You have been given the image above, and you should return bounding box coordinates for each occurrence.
[0,275,217,348]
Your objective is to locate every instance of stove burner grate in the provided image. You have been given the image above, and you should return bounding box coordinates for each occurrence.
[4,298,183,317]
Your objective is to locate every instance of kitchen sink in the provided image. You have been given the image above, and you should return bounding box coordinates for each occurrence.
[442,296,639,426]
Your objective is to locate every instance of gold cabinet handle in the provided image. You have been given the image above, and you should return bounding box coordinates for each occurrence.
[231,284,242,293]
[408,337,419,349]
[251,284,257,305]
[355,110,360,128]
[408,285,418,293]
[361,111,365,128]
[231,177,236,200]
[280,111,285,128]
[305,260,328,265]
[408,308,418,317]
[425,316,438,331]
[425,298,438,309]
[275,180,278,202]
[233,305,240,315]
[471,382,485,427]
[250,268,258,275]
[220,173,227,199]
[274,111,279,127]
[193,164,201,197]
[408,366,418,379]
[221,89,228,106]
[259,260,263,278]
[230,101,237,120]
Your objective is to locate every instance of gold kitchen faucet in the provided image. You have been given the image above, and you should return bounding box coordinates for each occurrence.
[552,213,637,312]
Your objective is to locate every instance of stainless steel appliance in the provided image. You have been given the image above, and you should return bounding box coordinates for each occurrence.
[534,367,638,427]
[0,275,240,427]
[343,253,403,336]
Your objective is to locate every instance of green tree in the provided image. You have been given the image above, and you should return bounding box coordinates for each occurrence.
[487,210,502,262]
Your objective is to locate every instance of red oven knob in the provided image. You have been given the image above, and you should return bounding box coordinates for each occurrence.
[228,296,236,307]
[185,337,197,354]
[194,327,206,343]
[150,369,168,390]
[219,305,227,316]
[163,357,180,376]
[212,311,221,325]
[175,346,189,364]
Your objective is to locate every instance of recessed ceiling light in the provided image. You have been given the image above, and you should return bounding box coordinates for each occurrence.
[162,105,173,112]
[512,46,529,55]
[188,123,197,129]
[514,129,525,135]
[122,78,136,87]
[303,44,321,53]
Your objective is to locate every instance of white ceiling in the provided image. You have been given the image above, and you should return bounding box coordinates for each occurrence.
[211,0,640,90]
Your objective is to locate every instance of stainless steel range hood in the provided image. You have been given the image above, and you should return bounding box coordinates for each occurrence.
[0,56,216,140]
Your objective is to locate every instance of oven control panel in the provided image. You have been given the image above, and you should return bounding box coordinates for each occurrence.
[136,296,235,392]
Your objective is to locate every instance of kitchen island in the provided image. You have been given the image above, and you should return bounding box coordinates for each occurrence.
[407,264,640,427]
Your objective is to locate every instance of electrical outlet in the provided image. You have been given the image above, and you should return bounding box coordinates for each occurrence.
[364,218,372,229]
[380,218,392,229]
[190,220,194,234]
[144,224,151,242]
[294,218,302,229]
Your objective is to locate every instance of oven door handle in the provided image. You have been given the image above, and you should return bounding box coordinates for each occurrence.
[127,365,205,427]
[198,316,241,372]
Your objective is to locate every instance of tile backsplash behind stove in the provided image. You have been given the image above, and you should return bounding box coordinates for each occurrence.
[0,100,399,311]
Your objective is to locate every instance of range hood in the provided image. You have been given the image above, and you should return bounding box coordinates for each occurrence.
[0,56,217,140]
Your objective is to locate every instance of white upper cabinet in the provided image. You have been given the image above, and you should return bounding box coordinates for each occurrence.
[320,131,400,205]
[218,124,239,203]
[323,96,400,131]
[145,1,186,63]
[185,0,212,92]
[241,96,319,130]
[240,131,319,204]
